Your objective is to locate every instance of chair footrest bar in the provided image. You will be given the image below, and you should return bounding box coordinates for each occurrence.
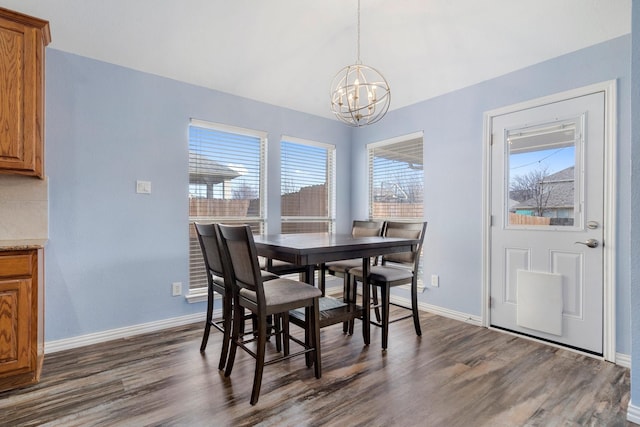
[263,348,316,366]
[369,313,413,328]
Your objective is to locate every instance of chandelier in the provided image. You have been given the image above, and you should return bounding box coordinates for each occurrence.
[330,0,391,126]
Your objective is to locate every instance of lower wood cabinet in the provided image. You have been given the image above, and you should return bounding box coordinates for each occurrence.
[0,248,44,392]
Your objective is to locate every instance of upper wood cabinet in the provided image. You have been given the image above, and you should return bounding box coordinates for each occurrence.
[0,7,50,178]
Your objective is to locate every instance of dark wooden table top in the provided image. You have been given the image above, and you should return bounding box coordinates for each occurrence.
[254,233,418,265]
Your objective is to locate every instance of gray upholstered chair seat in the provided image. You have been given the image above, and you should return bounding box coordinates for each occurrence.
[259,257,307,275]
[260,270,279,281]
[240,278,321,307]
[325,258,363,273]
[350,264,413,283]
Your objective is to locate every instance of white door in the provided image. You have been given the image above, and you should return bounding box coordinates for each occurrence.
[489,91,604,355]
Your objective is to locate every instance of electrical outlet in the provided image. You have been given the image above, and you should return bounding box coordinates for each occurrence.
[431,274,439,287]
[172,282,182,296]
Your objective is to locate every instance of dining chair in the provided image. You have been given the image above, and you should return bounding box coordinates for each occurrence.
[194,222,278,370]
[217,224,322,405]
[319,220,385,333]
[350,221,427,349]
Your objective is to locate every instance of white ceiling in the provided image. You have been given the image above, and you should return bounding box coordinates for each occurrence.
[0,0,631,120]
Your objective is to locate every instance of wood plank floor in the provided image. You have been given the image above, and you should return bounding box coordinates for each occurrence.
[0,309,633,426]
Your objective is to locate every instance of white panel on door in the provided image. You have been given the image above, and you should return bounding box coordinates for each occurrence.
[505,248,530,304]
[516,270,563,336]
[551,251,584,319]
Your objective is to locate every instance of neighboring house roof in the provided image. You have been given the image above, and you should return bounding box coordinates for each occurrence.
[512,166,575,210]
[188,151,241,186]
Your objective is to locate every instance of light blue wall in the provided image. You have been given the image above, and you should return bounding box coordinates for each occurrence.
[44,50,351,341]
[352,35,632,354]
[630,0,640,412]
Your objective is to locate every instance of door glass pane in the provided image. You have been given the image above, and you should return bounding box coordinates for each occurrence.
[507,120,579,227]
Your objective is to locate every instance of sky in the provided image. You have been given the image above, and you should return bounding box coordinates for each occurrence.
[509,145,575,182]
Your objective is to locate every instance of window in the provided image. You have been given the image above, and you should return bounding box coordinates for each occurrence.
[188,119,266,291]
[368,133,424,221]
[281,136,336,233]
[507,118,580,228]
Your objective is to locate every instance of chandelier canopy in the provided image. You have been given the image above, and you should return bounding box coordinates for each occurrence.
[330,0,390,127]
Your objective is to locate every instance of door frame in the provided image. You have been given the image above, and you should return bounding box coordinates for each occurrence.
[482,80,617,362]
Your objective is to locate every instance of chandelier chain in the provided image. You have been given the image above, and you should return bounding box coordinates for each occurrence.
[357,0,361,64]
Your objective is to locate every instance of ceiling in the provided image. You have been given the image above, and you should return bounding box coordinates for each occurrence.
[0,0,631,121]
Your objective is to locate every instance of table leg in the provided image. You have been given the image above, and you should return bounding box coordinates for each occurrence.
[300,264,316,366]
[304,264,315,286]
[362,257,370,345]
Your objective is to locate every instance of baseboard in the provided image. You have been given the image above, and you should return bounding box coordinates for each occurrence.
[390,294,483,326]
[616,352,631,369]
[45,312,208,354]
[627,402,640,424]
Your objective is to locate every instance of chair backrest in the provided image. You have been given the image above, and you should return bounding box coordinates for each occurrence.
[194,223,226,281]
[382,221,428,269]
[352,220,384,237]
[217,224,265,303]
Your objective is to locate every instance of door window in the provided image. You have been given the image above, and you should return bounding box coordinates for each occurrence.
[506,117,583,229]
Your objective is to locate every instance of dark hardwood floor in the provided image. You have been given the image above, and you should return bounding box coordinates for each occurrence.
[0,308,633,426]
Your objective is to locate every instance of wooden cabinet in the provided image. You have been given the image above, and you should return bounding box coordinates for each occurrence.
[0,8,50,178]
[0,248,44,392]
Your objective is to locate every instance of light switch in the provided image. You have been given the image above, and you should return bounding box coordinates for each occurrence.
[431,274,439,287]
[136,180,152,194]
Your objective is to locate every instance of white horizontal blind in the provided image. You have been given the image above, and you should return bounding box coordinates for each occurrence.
[281,137,335,233]
[188,120,266,290]
[368,135,424,220]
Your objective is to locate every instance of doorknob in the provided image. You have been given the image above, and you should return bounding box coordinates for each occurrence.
[575,239,599,248]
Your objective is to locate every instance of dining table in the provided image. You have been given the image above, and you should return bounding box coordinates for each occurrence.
[253,232,420,345]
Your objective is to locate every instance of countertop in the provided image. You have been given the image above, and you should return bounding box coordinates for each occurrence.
[0,239,48,251]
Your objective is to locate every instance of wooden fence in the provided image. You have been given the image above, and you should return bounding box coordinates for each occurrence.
[281,184,327,216]
[372,202,423,218]
[509,213,550,225]
[189,198,250,218]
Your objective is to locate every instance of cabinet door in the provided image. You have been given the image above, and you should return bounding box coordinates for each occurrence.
[0,278,32,374]
[0,16,43,176]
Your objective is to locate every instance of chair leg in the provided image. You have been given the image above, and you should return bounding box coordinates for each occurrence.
[218,293,232,370]
[347,275,356,335]
[311,298,322,379]
[304,306,313,368]
[250,313,268,405]
[270,315,281,352]
[411,277,422,336]
[319,263,326,296]
[224,300,243,378]
[342,273,350,333]
[282,312,290,356]
[200,286,214,352]
[372,285,381,322]
[381,285,391,350]
[251,314,258,336]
